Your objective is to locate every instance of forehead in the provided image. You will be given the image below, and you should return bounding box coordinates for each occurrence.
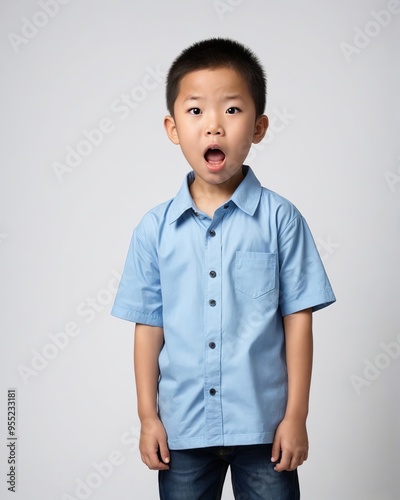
[177,67,251,99]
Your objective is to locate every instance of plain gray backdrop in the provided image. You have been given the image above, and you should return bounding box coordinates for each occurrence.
[1,0,399,499]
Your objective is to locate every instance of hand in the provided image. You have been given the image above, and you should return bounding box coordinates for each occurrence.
[271,417,309,472]
[139,417,170,470]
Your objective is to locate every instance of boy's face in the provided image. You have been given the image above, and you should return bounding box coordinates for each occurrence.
[164,67,268,191]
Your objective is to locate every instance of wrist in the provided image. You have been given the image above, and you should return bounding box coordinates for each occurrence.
[138,406,160,423]
[283,407,309,424]
[139,415,163,435]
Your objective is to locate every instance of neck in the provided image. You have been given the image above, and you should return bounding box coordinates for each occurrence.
[189,169,244,217]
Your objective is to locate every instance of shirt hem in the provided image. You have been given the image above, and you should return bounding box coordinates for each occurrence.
[167,432,276,450]
[110,304,163,327]
[280,289,336,316]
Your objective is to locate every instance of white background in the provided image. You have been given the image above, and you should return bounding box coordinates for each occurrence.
[1,1,399,499]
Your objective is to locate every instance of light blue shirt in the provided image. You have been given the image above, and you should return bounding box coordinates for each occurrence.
[111,166,335,449]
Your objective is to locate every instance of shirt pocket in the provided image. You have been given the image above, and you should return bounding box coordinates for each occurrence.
[234,251,277,299]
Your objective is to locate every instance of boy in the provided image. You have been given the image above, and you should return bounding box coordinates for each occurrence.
[111,38,335,499]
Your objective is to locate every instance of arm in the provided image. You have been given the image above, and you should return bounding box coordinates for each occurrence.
[134,323,170,470]
[271,308,313,472]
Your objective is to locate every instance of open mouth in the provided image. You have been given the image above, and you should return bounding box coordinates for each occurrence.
[204,147,226,166]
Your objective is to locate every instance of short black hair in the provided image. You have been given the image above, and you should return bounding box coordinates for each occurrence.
[166,38,266,118]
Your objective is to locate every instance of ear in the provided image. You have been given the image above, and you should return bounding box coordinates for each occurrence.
[164,115,180,145]
[252,114,268,144]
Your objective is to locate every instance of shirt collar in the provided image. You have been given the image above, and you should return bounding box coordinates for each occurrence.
[167,171,197,224]
[230,165,262,216]
[167,165,262,224]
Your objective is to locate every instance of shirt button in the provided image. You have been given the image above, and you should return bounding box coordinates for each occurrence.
[209,270,216,278]
[209,342,216,349]
[209,229,216,237]
[209,299,216,307]
[209,388,216,396]
[224,204,229,209]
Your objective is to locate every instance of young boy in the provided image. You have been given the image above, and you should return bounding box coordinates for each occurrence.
[111,38,335,500]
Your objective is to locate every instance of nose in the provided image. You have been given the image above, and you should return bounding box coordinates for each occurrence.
[206,127,221,135]
[205,114,223,136]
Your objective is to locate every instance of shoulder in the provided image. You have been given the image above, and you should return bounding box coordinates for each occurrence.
[136,197,175,232]
[259,186,302,233]
[125,199,173,254]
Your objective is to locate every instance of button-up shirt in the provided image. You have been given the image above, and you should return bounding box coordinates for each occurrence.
[111,166,336,449]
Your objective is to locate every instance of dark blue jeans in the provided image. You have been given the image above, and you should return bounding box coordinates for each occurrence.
[158,444,300,500]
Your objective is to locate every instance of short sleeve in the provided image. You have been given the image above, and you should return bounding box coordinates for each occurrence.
[111,219,163,327]
[278,214,336,316]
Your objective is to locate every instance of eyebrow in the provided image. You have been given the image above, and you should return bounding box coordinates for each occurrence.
[224,95,243,101]
[182,94,244,103]
[183,96,201,103]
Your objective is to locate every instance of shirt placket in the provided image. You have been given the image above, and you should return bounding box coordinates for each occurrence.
[203,207,228,446]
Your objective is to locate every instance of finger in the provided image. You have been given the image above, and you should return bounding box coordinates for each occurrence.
[297,451,308,467]
[298,452,308,467]
[158,439,170,465]
[291,449,308,469]
[288,455,300,471]
[146,451,170,470]
[271,437,281,463]
[274,450,291,472]
[286,452,307,471]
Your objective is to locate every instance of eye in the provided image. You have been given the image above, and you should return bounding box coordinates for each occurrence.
[226,107,240,114]
[188,108,201,115]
